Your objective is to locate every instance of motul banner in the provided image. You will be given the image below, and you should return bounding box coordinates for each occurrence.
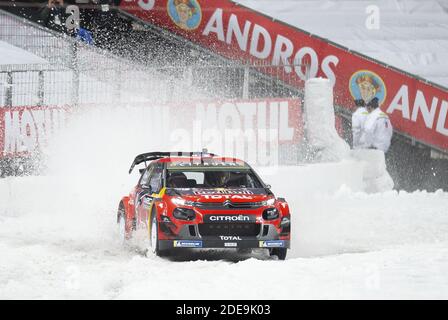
[171,98,302,142]
[120,0,448,151]
[159,98,303,166]
[0,106,69,158]
[0,99,301,159]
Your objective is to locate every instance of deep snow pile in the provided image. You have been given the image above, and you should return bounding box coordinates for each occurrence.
[303,77,393,193]
[304,78,350,162]
[1,105,448,299]
[238,0,448,87]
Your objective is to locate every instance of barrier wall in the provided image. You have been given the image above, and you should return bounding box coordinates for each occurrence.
[120,0,448,152]
[0,106,69,157]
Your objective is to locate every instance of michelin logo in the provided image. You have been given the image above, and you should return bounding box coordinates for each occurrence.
[173,240,203,248]
[259,240,285,248]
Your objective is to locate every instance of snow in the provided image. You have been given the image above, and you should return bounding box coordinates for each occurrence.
[1,105,448,299]
[302,78,392,193]
[304,77,350,161]
[0,40,48,65]
[238,0,448,88]
[350,149,394,193]
[1,170,448,299]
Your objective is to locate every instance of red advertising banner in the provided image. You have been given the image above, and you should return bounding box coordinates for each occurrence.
[0,99,301,159]
[0,106,69,158]
[120,0,448,151]
[171,98,303,143]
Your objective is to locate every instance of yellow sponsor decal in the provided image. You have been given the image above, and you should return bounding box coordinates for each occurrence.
[148,187,167,236]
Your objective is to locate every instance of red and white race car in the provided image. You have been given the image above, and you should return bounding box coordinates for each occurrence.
[117,151,291,260]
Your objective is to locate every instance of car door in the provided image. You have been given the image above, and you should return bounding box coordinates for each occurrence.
[134,164,154,229]
[135,163,163,230]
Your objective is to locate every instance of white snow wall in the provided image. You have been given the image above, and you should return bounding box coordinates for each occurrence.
[304,77,393,193]
[304,78,350,161]
[350,149,394,193]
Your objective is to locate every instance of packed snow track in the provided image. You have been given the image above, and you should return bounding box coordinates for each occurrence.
[1,173,448,299]
[1,109,448,299]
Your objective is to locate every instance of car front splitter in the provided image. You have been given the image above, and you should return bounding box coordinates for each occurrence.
[159,239,290,250]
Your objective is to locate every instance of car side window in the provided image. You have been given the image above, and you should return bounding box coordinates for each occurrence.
[149,165,163,193]
[140,165,154,187]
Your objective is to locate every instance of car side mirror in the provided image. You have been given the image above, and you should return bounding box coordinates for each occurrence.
[142,184,152,194]
[265,184,272,189]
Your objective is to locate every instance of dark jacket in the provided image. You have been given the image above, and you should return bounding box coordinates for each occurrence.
[36,3,70,34]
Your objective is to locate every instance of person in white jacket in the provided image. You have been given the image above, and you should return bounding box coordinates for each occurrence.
[361,98,393,153]
[352,99,370,149]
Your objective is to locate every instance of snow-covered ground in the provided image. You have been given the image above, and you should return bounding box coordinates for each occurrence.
[1,107,448,299]
[238,0,448,88]
[1,170,448,299]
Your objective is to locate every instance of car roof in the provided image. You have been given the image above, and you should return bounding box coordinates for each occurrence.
[154,156,250,167]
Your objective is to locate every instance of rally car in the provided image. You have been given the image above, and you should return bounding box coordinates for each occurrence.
[117,151,291,260]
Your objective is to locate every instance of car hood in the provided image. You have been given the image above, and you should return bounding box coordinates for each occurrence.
[168,188,271,203]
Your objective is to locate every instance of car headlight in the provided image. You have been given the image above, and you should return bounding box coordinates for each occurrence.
[171,197,194,206]
[173,208,196,221]
[161,215,172,223]
[262,208,279,220]
[262,198,276,206]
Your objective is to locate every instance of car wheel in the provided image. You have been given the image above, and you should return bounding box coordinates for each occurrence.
[269,248,287,260]
[150,212,164,257]
[117,202,127,243]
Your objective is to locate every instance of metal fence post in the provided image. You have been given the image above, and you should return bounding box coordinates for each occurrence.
[70,41,79,107]
[243,65,250,99]
[38,70,44,106]
[5,72,12,107]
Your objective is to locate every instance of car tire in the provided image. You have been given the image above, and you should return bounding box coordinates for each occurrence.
[150,211,164,257]
[269,248,287,260]
[117,202,128,243]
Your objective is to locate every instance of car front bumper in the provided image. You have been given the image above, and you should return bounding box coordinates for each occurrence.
[158,217,290,250]
[159,239,290,250]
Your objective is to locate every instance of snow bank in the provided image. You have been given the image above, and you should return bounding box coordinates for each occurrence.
[304,78,350,162]
[304,77,393,193]
[256,165,446,259]
[350,149,394,193]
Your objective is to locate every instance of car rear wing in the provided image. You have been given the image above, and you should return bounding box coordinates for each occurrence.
[128,150,216,174]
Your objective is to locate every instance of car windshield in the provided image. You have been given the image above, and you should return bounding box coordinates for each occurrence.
[166,169,264,189]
